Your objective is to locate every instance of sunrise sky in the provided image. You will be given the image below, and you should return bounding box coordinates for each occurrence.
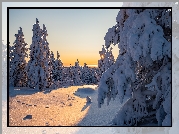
[9,8,121,67]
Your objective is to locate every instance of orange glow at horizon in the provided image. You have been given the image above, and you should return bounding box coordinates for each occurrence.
[25,55,99,67]
[24,43,119,68]
[10,9,120,69]
[60,57,98,67]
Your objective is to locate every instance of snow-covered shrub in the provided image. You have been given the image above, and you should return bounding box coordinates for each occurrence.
[98,9,171,126]
[9,27,28,87]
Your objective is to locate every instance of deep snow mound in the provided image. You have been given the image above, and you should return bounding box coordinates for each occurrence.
[73,87,96,98]
[76,88,95,94]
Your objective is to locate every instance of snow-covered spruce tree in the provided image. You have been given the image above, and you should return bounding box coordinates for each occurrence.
[98,9,171,126]
[61,67,67,87]
[42,24,53,89]
[81,63,98,85]
[81,63,90,84]
[98,45,115,79]
[27,19,51,91]
[53,51,63,88]
[9,27,28,87]
[62,65,73,87]
[56,51,63,78]
[71,59,82,86]
[91,67,99,84]
[81,63,94,85]
[94,66,101,83]
[27,19,41,89]
[98,45,106,77]
[49,51,56,89]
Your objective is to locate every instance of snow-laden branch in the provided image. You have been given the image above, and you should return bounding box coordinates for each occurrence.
[98,9,171,126]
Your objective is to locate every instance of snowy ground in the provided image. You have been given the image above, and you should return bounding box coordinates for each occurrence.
[8,85,122,126]
[3,85,177,134]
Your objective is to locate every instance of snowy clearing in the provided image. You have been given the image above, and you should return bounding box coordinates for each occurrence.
[9,85,122,126]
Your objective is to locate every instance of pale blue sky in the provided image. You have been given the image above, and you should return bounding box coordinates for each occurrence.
[6,3,123,66]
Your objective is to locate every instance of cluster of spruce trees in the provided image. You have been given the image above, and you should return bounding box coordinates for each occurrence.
[9,18,115,91]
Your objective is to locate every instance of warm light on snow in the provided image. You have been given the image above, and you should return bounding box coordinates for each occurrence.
[8,85,122,126]
[9,86,92,126]
[101,55,104,59]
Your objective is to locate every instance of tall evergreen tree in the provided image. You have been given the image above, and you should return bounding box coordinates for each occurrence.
[49,51,56,88]
[42,24,53,88]
[9,27,28,87]
[54,51,63,88]
[27,18,41,89]
[27,19,51,91]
